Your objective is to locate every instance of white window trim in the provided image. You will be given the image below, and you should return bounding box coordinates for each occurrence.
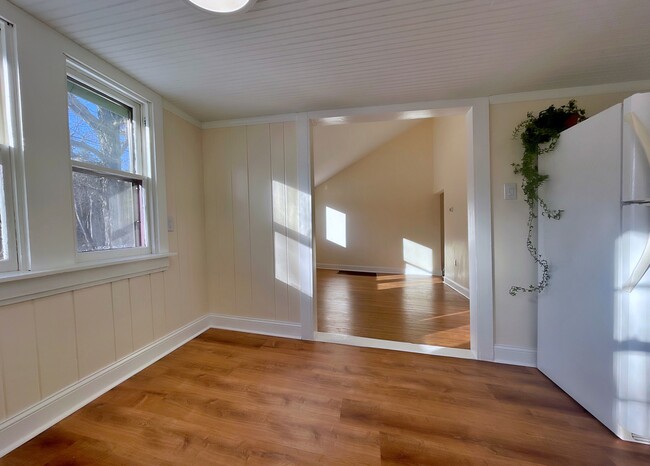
[0,20,22,273]
[66,60,157,262]
[0,37,169,301]
[0,252,172,306]
[0,144,17,272]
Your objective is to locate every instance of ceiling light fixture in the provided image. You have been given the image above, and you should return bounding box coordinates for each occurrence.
[186,0,257,14]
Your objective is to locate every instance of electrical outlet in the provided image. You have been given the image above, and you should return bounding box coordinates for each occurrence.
[504,183,517,200]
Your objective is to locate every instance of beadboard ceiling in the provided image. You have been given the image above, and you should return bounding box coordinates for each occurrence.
[10,0,650,122]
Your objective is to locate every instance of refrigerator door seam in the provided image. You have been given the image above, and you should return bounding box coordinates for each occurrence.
[623,233,650,292]
[624,112,650,165]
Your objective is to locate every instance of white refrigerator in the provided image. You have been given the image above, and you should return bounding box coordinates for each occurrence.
[537,93,650,444]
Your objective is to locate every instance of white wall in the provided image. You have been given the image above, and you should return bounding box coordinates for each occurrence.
[0,108,207,423]
[203,122,301,322]
[431,115,468,288]
[206,91,647,355]
[0,0,207,425]
[312,119,419,186]
[1,0,646,396]
[163,110,208,328]
[314,120,443,275]
[2,0,167,270]
[490,91,641,349]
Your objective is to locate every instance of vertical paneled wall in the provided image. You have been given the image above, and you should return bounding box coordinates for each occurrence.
[203,122,301,322]
[0,110,207,422]
[163,111,208,328]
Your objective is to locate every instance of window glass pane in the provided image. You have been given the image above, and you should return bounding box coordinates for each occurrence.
[73,171,143,252]
[67,79,134,172]
[0,163,5,260]
[0,67,6,146]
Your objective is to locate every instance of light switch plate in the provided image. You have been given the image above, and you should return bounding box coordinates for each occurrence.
[504,183,517,200]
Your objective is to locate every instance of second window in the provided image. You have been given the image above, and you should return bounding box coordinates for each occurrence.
[66,72,148,255]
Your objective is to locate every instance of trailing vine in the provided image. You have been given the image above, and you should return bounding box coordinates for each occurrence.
[509,100,586,296]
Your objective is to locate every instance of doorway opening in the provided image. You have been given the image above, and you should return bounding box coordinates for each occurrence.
[310,111,472,355]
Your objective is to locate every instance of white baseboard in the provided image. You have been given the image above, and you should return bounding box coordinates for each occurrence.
[0,312,303,458]
[317,263,442,276]
[0,315,212,458]
[493,344,537,367]
[443,277,470,298]
[0,308,537,459]
[209,314,302,339]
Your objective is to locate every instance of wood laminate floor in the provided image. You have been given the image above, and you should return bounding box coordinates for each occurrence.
[317,269,470,348]
[3,330,649,465]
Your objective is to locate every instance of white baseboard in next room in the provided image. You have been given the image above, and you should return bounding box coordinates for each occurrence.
[442,277,470,298]
[317,263,443,276]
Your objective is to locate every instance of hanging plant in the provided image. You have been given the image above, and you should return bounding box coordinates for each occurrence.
[509,100,586,296]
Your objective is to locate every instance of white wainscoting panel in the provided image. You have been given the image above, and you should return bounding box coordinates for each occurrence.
[0,315,211,458]
[33,293,78,398]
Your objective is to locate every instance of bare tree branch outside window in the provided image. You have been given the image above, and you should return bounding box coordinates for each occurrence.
[67,80,143,252]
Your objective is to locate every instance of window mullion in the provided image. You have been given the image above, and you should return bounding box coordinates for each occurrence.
[71,160,145,182]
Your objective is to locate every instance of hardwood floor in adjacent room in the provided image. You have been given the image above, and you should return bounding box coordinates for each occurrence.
[317,269,470,348]
[3,329,649,465]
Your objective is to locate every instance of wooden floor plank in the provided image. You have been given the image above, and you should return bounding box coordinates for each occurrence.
[2,329,650,465]
[316,269,470,348]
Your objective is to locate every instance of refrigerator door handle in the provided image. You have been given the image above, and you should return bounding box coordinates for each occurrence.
[622,112,650,292]
[624,233,650,292]
[624,112,650,165]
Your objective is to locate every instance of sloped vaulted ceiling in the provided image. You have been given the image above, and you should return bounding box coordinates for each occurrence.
[313,119,420,186]
[9,0,650,121]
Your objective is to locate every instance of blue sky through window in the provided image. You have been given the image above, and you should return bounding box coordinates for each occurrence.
[67,90,132,172]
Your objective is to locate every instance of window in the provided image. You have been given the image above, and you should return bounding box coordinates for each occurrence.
[0,21,18,272]
[66,70,150,257]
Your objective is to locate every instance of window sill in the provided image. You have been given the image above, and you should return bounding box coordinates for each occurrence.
[0,253,173,306]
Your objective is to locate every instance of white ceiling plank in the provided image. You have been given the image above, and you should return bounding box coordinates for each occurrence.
[10,0,650,121]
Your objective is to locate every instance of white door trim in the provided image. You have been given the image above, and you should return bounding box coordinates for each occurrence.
[298,97,494,361]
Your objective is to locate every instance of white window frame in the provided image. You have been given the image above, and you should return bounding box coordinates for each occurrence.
[66,61,154,262]
[0,145,18,272]
[0,20,18,273]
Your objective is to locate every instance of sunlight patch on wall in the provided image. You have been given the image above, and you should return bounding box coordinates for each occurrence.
[274,231,288,286]
[273,231,312,296]
[272,180,310,237]
[326,206,347,248]
[403,238,432,275]
[272,180,287,231]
